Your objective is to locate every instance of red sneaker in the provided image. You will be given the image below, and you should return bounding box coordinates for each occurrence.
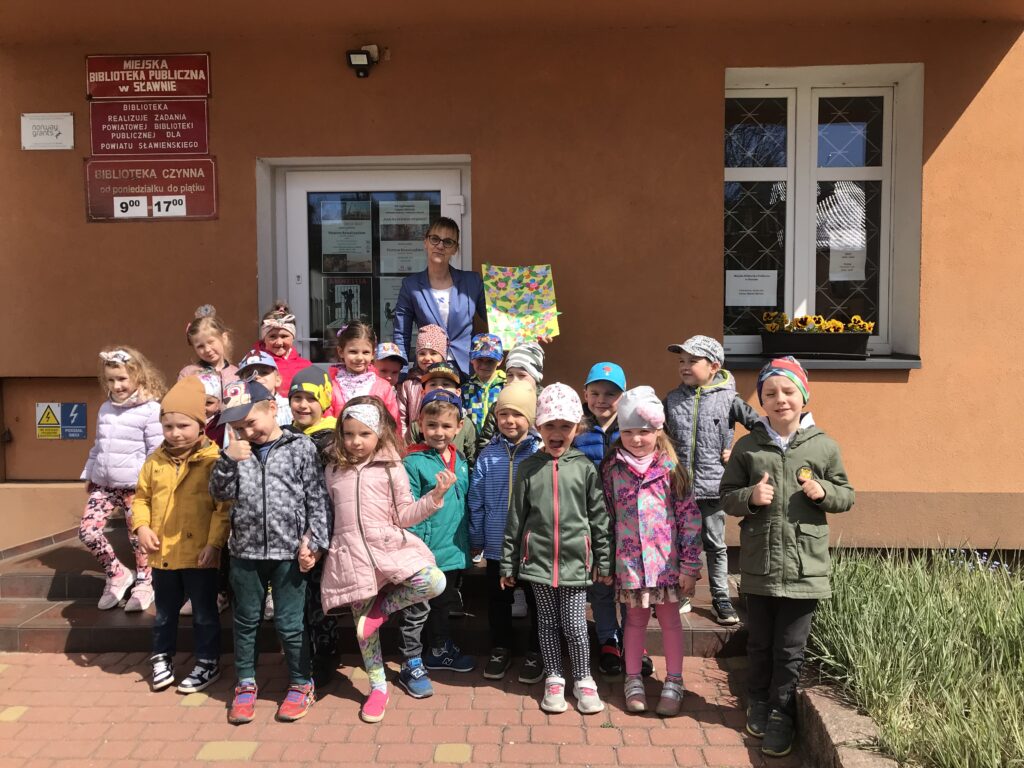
[227,682,258,724]
[276,682,315,722]
[356,594,387,642]
[359,687,389,723]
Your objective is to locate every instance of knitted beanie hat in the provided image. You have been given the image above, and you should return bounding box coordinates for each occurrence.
[535,382,583,426]
[617,386,666,431]
[288,366,333,411]
[161,376,207,425]
[757,356,810,404]
[494,382,537,426]
[505,341,545,383]
[416,324,449,358]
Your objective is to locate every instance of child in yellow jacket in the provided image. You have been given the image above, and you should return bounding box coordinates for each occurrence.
[131,376,230,693]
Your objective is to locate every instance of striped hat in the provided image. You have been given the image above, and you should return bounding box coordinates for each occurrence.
[757,356,810,404]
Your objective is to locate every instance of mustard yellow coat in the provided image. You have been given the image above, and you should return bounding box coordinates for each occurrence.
[130,440,230,570]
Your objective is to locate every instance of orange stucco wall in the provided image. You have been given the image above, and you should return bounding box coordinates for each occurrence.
[2,18,1023,546]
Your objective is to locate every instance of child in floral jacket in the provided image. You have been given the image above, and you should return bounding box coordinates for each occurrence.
[601,386,701,717]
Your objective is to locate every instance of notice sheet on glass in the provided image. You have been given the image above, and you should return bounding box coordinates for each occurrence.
[321,201,372,273]
[379,200,429,273]
[725,270,778,306]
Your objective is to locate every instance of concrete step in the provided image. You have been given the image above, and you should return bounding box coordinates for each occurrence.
[0,531,748,657]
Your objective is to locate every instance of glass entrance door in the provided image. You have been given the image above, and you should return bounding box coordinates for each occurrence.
[285,169,465,362]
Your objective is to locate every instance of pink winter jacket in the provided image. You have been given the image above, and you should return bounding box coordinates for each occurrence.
[325,365,402,436]
[320,447,441,612]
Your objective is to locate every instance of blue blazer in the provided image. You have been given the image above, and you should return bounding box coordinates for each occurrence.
[393,267,487,376]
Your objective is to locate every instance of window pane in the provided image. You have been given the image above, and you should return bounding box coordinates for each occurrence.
[724,181,787,335]
[725,98,788,168]
[815,181,881,330]
[817,96,884,168]
[306,190,442,362]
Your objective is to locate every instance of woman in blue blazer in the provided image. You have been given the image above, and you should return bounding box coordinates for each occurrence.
[393,217,487,377]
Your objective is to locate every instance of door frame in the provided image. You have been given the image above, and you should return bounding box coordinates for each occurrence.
[255,154,472,347]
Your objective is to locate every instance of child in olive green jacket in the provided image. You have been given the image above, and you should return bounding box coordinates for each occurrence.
[501,383,612,717]
[720,357,854,760]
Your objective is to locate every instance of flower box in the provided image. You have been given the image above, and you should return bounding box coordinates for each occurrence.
[759,331,870,359]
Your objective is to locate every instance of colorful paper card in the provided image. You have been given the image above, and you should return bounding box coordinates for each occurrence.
[482,263,560,347]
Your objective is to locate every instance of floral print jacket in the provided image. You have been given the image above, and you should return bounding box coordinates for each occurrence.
[601,451,702,590]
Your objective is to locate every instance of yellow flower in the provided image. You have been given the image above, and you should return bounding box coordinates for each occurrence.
[765,322,781,333]
[762,311,779,323]
[850,315,863,324]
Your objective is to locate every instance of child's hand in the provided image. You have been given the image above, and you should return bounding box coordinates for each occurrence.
[136,526,161,553]
[224,428,252,462]
[721,448,732,464]
[500,576,516,589]
[750,472,775,507]
[429,470,457,503]
[197,545,220,569]
[297,537,318,572]
[800,478,826,502]
[679,574,697,597]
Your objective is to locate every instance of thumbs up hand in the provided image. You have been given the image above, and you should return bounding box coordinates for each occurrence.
[750,471,775,507]
[225,427,252,462]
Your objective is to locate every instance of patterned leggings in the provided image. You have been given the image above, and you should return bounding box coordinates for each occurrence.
[350,566,446,691]
[79,484,150,582]
[532,583,591,681]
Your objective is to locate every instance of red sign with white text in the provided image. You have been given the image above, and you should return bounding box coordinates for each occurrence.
[90,99,208,155]
[86,54,210,99]
[84,158,217,221]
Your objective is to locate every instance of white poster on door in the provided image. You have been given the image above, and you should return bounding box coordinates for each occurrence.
[725,270,778,306]
[379,200,430,273]
[828,247,867,282]
[321,200,372,271]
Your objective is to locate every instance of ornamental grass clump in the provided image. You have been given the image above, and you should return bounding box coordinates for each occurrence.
[808,550,1024,768]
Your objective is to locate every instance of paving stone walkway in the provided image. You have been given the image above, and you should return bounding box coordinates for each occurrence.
[0,652,804,767]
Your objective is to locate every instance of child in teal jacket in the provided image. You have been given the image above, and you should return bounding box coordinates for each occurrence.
[396,389,475,697]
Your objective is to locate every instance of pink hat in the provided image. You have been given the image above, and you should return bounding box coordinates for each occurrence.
[416,325,449,358]
[535,382,584,426]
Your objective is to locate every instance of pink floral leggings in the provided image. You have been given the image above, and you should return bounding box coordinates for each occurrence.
[80,484,150,583]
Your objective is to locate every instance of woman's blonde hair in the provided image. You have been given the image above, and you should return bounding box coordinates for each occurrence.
[603,431,691,500]
[97,345,167,399]
[329,395,402,469]
[185,304,233,361]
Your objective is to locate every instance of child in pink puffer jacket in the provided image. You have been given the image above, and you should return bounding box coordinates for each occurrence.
[319,395,456,724]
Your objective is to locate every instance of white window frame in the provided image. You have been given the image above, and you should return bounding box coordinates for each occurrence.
[724,65,923,357]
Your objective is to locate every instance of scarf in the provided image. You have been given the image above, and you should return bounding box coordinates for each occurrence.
[617,447,656,476]
[335,368,377,403]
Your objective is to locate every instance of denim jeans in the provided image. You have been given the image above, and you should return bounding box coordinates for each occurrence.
[397,568,459,659]
[151,567,220,660]
[587,581,625,645]
[745,594,818,716]
[697,498,730,601]
[230,557,310,684]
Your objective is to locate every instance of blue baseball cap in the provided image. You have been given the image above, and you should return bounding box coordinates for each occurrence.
[236,349,278,378]
[219,379,275,425]
[421,388,463,417]
[584,362,626,392]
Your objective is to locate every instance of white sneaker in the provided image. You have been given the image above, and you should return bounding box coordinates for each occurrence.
[263,592,275,621]
[511,588,528,618]
[541,675,568,713]
[124,580,154,612]
[679,598,692,614]
[180,599,193,616]
[572,677,605,714]
[98,569,134,610]
[472,551,484,564]
[176,659,221,694]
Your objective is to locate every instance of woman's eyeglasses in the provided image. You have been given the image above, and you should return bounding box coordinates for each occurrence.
[426,234,458,249]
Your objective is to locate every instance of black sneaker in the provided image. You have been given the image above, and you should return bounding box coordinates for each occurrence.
[150,653,174,691]
[517,651,545,684]
[176,659,219,694]
[712,598,741,626]
[483,647,512,680]
[641,653,655,677]
[746,699,772,738]
[761,709,795,757]
[598,641,623,677]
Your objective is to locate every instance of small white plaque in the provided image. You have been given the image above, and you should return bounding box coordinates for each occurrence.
[725,270,778,306]
[113,196,148,218]
[21,113,74,150]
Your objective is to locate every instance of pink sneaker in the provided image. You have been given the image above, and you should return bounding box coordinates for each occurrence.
[124,580,153,612]
[359,687,389,723]
[355,594,387,642]
[97,568,134,610]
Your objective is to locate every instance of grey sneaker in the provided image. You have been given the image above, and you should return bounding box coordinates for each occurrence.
[572,677,605,714]
[712,597,740,626]
[761,709,796,757]
[746,699,772,738]
[655,677,684,717]
[623,674,647,713]
[540,675,568,713]
[98,569,134,610]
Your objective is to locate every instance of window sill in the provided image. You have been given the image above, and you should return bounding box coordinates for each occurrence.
[728,354,921,371]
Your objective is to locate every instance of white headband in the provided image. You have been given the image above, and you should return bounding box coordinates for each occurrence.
[343,404,381,436]
[99,350,133,365]
[261,314,297,339]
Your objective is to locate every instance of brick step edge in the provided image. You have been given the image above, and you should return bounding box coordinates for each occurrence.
[797,685,899,768]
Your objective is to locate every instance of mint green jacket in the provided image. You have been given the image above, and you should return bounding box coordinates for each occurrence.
[402,445,471,572]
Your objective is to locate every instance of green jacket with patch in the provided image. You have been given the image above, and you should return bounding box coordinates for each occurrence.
[500,447,612,588]
[719,417,854,599]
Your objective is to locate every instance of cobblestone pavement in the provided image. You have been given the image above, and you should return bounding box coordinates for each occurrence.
[0,652,804,767]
